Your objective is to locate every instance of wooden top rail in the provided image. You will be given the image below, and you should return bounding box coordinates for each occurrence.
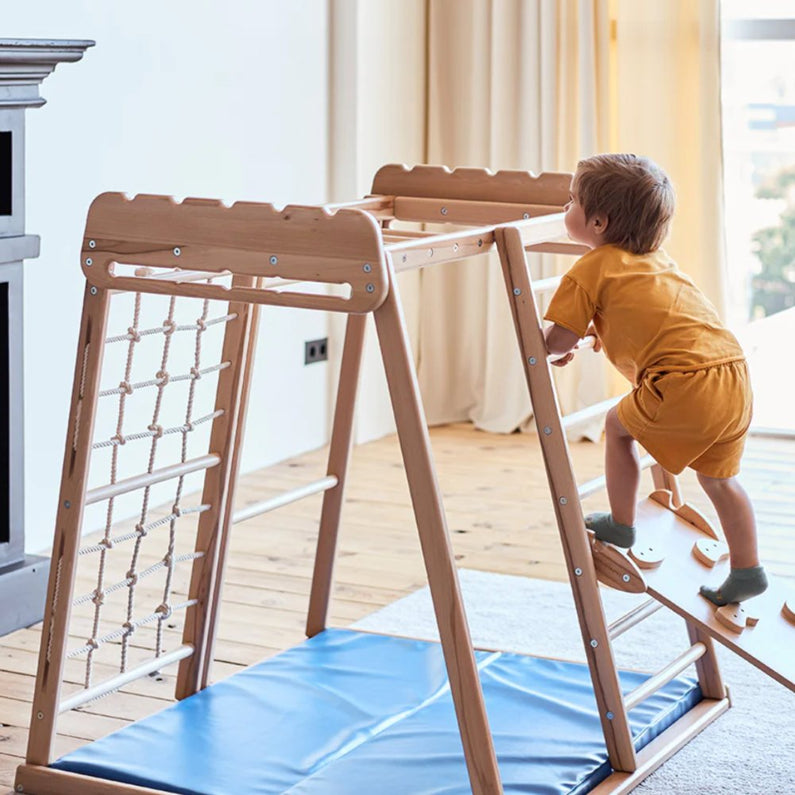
[82,193,389,314]
[372,164,571,206]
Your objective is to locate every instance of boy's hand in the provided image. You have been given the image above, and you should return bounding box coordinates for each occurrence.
[585,323,602,353]
[550,351,575,367]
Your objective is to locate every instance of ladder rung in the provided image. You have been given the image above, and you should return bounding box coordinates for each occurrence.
[578,454,656,500]
[232,475,339,525]
[530,275,562,293]
[59,644,194,713]
[561,393,623,430]
[608,598,664,640]
[85,454,221,505]
[623,642,706,711]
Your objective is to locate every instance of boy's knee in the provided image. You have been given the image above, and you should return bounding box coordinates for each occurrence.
[697,471,736,494]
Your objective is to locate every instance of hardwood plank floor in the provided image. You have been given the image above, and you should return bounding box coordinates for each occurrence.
[0,424,792,792]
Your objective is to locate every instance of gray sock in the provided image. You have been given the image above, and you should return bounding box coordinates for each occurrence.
[700,565,768,606]
[585,512,636,548]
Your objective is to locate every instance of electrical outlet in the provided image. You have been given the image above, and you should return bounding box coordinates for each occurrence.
[304,337,328,365]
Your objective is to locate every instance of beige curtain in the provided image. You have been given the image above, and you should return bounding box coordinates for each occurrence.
[416,0,726,430]
[418,0,612,432]
[612,0,726,313]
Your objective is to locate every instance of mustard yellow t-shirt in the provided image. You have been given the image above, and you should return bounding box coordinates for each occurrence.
[544,245,744,386]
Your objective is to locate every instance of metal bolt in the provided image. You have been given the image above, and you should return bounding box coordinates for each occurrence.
[574,567,583,576]
[606,711,614,720]
[477,239,483,247]
[453,243,459,252]
[528,356,537,365]
[622,574,631,583]
[559,496,568,505]
[590,639,598,648]
[37,711,44,719]
[427,248,434,257]
[363,263,372,273]
[441,206,448,215]
[366,283,375,293]
[173,247,181,257]
[85,257,93,267]
[16,785,23,792]
[513,287,521,296]
[90,287,98,296]
[543,426,552,435]
[64,500,71,509]
[402,254,407,263]
[88,240,96,248]
[269,255,278,265]
[522,212,530,219]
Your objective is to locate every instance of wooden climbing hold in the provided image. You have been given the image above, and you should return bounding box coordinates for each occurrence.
[587,531,646,594]
[629,542,665,569]
[715,602,760,634]
[782,599,795,626]
[692,538,730,568]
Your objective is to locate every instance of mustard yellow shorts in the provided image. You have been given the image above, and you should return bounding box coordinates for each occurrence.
[616,359,752,479]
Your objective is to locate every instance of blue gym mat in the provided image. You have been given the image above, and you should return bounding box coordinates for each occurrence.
[52,628,701,794]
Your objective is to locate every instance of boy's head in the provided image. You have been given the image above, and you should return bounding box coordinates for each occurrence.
[571,153,674,254]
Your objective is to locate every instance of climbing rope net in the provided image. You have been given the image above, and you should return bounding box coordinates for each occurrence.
[62,276,236,697]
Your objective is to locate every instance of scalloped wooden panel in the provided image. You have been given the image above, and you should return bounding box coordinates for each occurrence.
[371,164,571,206]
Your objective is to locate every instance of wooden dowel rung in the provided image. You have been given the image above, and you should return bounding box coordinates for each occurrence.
[58,644,194,713]
[623,642,706,712]
[135,268,231,284]
[232,475,339,525]
[578,454,655,499]
[85,454,220,505]
[531,275,562,293]
[608,598,664,640]
[561,393,623,429]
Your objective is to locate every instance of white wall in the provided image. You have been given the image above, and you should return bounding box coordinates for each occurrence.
[5,2,332,552]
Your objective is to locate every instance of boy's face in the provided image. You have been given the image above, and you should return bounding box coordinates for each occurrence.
[564,176,606,249]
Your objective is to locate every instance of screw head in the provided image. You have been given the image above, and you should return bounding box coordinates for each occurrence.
[85,257,93,266]
[559,496,568,505]
[606,711,614,720]
[90,287,98,296]
[427,248,434,257]
[513,287,521,295]
[477,239,483,247]
[528,356,537,365]
[37,711,44,719]
[64,500,71,509]
[522,212,530,219]
[440,206,448,215]
[543,426,552,435]
[173,247,181,256]
[363,263,372,273]
[590,639,598,648]
[269,255,278,265]
[16,784,23,792]
[453,243,459,251]
[622,574,631,582]
[88,239,96,248]
[574,567,583,576]
[366,283,375,293]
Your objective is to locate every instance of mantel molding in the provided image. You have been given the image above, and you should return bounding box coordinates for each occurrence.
[0,38,95,108]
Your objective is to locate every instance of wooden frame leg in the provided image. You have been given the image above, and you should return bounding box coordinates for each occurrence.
[373,260,502,795]
[306,313,367,637]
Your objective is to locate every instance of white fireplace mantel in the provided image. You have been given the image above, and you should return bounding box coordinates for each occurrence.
[0,38,95,107]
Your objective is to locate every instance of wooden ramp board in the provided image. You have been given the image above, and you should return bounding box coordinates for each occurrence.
[633,494,795,693]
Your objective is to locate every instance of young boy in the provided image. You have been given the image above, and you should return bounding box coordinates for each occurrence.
[543,153,767,606]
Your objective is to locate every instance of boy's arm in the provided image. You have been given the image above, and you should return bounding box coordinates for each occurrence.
[544,323,580,356]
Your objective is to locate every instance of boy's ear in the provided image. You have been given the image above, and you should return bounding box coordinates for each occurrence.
[591,213,609,237]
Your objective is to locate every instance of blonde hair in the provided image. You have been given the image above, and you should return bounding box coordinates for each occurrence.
[572,153,674,254]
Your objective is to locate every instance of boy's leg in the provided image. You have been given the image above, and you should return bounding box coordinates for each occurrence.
[696,472,767,605]
[585,406,639,547]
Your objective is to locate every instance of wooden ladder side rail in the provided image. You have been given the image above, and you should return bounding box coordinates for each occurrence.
[306,312,368,637]
[175,275,259,699]
[197,279,263,691]
[372,256,502,794]
[495,224,638,773]
[25,284,112,767]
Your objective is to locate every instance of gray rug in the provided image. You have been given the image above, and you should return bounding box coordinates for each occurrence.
[354,569,794,794]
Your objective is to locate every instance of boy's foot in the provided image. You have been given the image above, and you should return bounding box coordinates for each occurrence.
[584,512,636,548]
[700,565,768,606]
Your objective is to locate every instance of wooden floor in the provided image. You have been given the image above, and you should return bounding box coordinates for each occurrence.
[1,423,793,792]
